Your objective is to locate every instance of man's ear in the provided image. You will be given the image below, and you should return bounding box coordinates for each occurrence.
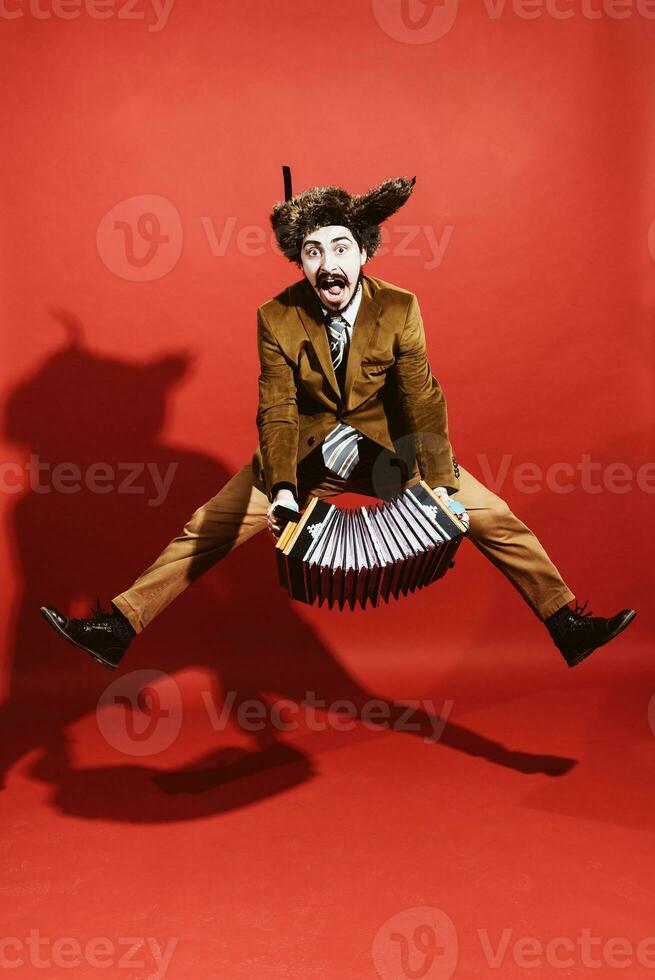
[360,246,368,265]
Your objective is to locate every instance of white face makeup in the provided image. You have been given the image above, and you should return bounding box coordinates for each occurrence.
[300,225,367,314]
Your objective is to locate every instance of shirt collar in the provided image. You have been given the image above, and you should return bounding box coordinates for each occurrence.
[319,279,362,328]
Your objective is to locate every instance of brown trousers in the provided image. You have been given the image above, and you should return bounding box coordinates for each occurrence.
[112,440,574,634]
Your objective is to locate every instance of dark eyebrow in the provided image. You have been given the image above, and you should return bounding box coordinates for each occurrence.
[303,236,353,248]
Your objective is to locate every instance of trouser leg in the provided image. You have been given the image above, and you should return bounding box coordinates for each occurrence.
[451,464,575,620]
[110,442,574,634]
[111,463,271,633]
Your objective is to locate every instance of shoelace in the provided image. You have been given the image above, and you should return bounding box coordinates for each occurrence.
[572,599,593,619]
[69,596,115,628]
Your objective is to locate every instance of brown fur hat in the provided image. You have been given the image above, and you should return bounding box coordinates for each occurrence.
[270,169,416,264]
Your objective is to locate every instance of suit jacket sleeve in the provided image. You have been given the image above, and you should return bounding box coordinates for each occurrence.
[395,293,459,494]
[256,306,299,500]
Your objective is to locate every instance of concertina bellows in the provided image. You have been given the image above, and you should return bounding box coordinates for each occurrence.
[274,480,468,610]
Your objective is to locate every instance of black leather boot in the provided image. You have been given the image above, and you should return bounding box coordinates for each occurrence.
[546,600,636,667]
[40,597,135,670]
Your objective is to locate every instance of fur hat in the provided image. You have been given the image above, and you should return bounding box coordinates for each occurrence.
[270,166,416,264]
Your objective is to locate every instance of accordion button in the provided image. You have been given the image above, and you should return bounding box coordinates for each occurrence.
[308,436,315,446]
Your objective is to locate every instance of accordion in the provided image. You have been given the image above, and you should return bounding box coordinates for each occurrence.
[275,480,468,610]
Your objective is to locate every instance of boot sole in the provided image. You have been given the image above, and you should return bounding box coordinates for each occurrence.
[566,609,637,667]
[40,606,120,670]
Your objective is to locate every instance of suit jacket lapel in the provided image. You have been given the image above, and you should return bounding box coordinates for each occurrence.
[296,282,341,401]
[295,275,382,408]
[344,276,381,409]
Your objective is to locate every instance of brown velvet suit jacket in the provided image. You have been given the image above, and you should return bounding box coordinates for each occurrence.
[251,272,459,501]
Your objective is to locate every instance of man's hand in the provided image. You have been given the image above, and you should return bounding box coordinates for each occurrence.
[432,486,470,530]
[267,489,299,539]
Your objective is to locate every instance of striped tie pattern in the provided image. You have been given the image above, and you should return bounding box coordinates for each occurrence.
[321,313,362,478]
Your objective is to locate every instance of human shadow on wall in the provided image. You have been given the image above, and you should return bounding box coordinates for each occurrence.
[0,309,576,822]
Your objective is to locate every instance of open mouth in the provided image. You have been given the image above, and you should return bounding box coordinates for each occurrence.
[318,275,347,301]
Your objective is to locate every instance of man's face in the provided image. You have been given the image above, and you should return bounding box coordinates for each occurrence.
[299,225,367,313]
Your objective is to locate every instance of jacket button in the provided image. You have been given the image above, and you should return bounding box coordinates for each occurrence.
[308,436,315,446]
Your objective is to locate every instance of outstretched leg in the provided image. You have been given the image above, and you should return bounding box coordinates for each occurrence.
[112,463,271,633]
[451,464,635,665]
[40,453,354,666]
[452,464,575,620]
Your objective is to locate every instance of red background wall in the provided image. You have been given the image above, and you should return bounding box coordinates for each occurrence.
[1,1,653,696]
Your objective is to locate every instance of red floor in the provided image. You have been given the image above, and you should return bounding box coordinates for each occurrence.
[1,574,651,980]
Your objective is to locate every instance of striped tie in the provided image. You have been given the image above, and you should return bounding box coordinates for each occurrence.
[321,313,362,478]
